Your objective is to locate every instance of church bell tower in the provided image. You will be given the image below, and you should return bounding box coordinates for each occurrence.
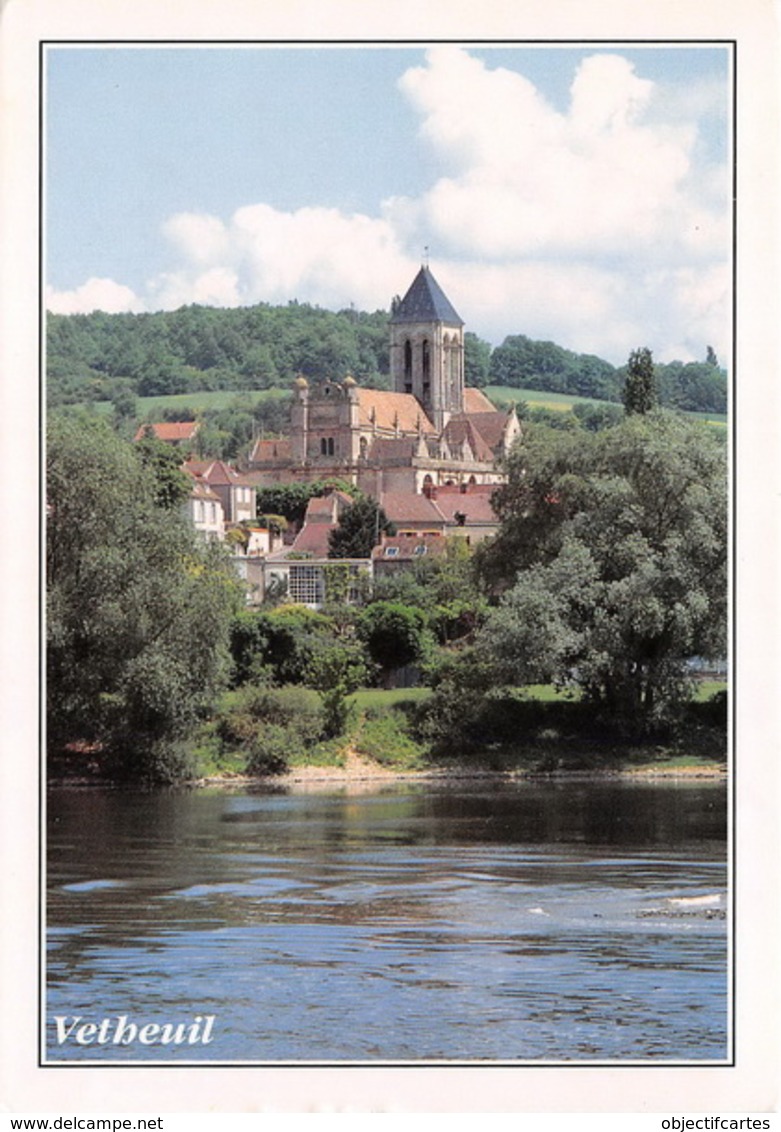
[389,265,465,431]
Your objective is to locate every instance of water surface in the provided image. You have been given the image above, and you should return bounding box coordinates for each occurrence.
[46,779,728,1063]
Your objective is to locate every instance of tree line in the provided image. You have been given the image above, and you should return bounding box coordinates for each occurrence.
[47,301,727,414]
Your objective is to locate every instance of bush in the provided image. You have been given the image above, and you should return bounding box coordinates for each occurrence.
[245,725,304,776]
[355,709,427,770]
[216,684,323,754]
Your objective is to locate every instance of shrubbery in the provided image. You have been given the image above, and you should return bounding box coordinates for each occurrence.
[216,685,324,775]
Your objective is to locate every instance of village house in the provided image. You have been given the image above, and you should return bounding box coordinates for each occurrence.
[183,459,257,525]
[370,532,448,579]
[184,477,225,541]
[134,420,200,448]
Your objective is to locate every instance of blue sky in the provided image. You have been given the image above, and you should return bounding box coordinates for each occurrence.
[45,44,731,364]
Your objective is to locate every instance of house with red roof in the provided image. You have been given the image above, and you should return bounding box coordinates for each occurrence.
[134,420,200,447]
[371,533,448,578]
[183,477,225,541]
[183,459,257,525]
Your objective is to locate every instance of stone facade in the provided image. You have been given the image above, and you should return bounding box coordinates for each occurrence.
[247,267,520,498]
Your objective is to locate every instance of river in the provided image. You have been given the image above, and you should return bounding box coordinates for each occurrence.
[46,778,728,1063]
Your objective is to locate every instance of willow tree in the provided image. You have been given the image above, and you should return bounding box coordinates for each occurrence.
[47,414,242,781]
[473,412,727,734]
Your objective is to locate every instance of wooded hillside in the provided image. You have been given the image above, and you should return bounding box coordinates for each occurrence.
[46,301,727,415]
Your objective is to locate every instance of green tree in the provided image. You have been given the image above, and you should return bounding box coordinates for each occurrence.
[328,495,395,559]
[572,401,624,432]
[135,433,192,510]
[474,413,727,734]
[305,641,368,738]
[372,537,487,644]
[261,604,335,684]
[47,414,242,780]
[622,347,657,415]
[463,331,492,387]
[358,601,432,686]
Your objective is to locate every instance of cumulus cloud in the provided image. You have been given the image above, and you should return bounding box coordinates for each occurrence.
[46,277,144,315]
[391,48,725,267]
[47,48,730,364]
[148,203,416,315]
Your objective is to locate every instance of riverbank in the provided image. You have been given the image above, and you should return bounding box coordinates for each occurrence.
[195,748,727,792]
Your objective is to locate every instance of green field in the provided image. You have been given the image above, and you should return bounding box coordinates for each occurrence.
[82,383,725,430]
[90,387,291,417]
[484,384,727,429]
[350,682,725,710]
[351,687,432,711]
[484,385,603,412]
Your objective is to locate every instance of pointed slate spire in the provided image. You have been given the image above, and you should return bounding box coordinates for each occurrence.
[390,265,463,326]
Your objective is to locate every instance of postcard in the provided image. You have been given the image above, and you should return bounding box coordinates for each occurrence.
[1,0,778,1117]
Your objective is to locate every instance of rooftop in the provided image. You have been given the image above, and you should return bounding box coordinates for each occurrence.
[135,421,200,443]
[390,266,463,326]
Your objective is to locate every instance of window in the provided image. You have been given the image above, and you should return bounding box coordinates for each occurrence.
[413,545,427,556]
[320,437,335,456]
[384,546,399,557]
[289,565,324,606]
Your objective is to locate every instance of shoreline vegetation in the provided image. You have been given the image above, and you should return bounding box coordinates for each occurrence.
[49,681,727,791]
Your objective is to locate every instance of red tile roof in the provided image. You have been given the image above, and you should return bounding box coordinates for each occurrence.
[289,522,336,557]
[371,533,447,560]
[432,492,498,525]
[442,417,494,463]
[463,388,496,414]
[434,482,497,496]
[356,389,436,434]
[189,481,221,502]
[135,421,200,443]
[366,437,420,462]
[465,410,512,451]
[380,492,447,526]
[250,437,292,463]
[183,459,256,488]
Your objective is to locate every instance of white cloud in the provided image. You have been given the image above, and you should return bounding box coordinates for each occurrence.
[48,48,730,365]
[46,277,144,315]
[391,48,725,268]
[148,202,416,315]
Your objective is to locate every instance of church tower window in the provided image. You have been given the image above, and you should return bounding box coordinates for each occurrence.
[404,340,413,394]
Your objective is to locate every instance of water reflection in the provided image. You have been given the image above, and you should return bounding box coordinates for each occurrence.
[47,780,727,1063]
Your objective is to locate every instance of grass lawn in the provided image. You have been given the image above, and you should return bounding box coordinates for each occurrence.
[82,382,726,431]
[484,384,727,429]
[351,687,432,711]
[350,682,724,709]
[90,387,291,417]
[484,385,597,412]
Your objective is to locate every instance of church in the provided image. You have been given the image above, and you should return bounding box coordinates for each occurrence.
[247,266,520,497]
